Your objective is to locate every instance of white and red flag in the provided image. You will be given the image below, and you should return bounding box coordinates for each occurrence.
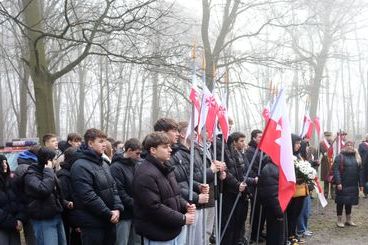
[197,85,212,133]
[217,96,229,142]
[300,114,314,140]
[262,102,271,122]
[259,89,296,212]
[205,93,219,140]
[186,74,202,139]
[313,117,321,139]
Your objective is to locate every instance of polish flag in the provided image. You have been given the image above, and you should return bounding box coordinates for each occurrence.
[197,85,212,133]
[262,103,271,122]
[186,74,202,139]
[217,97,229,142]
[205,94,219,140]
[259,89,296,212]
[300,115,314,140]
[313,117,321,138]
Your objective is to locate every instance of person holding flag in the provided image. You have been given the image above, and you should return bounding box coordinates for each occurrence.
[257,89,296,245]
[320,131,334,198]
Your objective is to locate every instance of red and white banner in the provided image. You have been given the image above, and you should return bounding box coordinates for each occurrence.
[259,89,296,212]
[300,114,314,140]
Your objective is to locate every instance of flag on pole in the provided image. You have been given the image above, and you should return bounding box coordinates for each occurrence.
[300,114,314,140]
[197,85,212,133]
[217,95,229,142]
[259,89,296,212]
[262,102,271,122]
[205,93,219,140]
[186,72,202,139]
[313,117,321,138]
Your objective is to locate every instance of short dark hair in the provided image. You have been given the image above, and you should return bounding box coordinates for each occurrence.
[67,133,82,142]
[153,118,178,132]
[64,147,78,164]
[231,132,246,143]
[143,132,171,152]
[37,147,56,165]
[84,128,107,144]
[251,129,262,140]
[112,141,123,149]
[42,133,57,145]
[124,138,142,151]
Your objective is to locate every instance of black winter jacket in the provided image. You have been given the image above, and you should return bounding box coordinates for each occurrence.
[133,154,187,241]
[0,172,27,230]
[169,143,201,204]
[24,164,63,220]
[213,135,243,195]
[71,147,124,228]
[110,154,137,220]
[193,143,215,208]
[258,162,283,218]
[333,151,365,205]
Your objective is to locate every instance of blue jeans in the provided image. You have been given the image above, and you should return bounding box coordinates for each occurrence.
[31,215,67,245]
[297,195,311,234]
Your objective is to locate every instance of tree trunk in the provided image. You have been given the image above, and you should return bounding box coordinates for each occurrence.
[151,70,160,127]
[18,68,29,138]
[293,70,299,133]
[34,76,56,137]
[138,76,146,139]
[54,83,62,136]
[99,57,105,131]
[77,64,86,134]
[22,0,55,138]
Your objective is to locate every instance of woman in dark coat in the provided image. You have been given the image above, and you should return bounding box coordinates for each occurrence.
[334,140,364,227]
[0,155,26,245]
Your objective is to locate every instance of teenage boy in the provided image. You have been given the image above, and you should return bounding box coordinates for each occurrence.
[71,128,124,245]
[110,138,142,245]
[133,132,195,244]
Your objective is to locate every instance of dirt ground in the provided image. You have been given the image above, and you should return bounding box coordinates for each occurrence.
[305,195,368,245]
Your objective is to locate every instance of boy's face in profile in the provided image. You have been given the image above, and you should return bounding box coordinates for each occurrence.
[151,144,172,162]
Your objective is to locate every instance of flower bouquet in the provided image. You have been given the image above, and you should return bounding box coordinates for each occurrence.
[293,156,317,185]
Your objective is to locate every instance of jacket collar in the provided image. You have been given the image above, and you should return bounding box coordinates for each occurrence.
[146,154,173,176]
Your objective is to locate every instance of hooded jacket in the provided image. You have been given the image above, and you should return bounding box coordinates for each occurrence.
[70,146,124,228]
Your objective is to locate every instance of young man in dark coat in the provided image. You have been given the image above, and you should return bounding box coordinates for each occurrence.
[133,132,195,245]
[245,129,267,243]
[110,138,142,245]
[57,147,81,245]
[71,128,124,245]
[24,147,67,245]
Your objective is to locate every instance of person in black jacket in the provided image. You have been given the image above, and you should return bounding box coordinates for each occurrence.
[133,132,195,244]
[215,132,248,245]
[0,155,26,245]
[334,140,365,227]
[57,147,81,245]
[71,128,124,245]
[245,129,267,243]
[258,160,286,245]
[169,122,221,245]
[24,147,66,245]
[110,138,142,245]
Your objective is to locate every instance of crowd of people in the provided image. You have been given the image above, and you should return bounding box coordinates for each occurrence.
[1,118,368,245]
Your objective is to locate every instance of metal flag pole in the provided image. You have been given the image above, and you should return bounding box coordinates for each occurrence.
[220,148,261,242]
[187,44,196,245]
